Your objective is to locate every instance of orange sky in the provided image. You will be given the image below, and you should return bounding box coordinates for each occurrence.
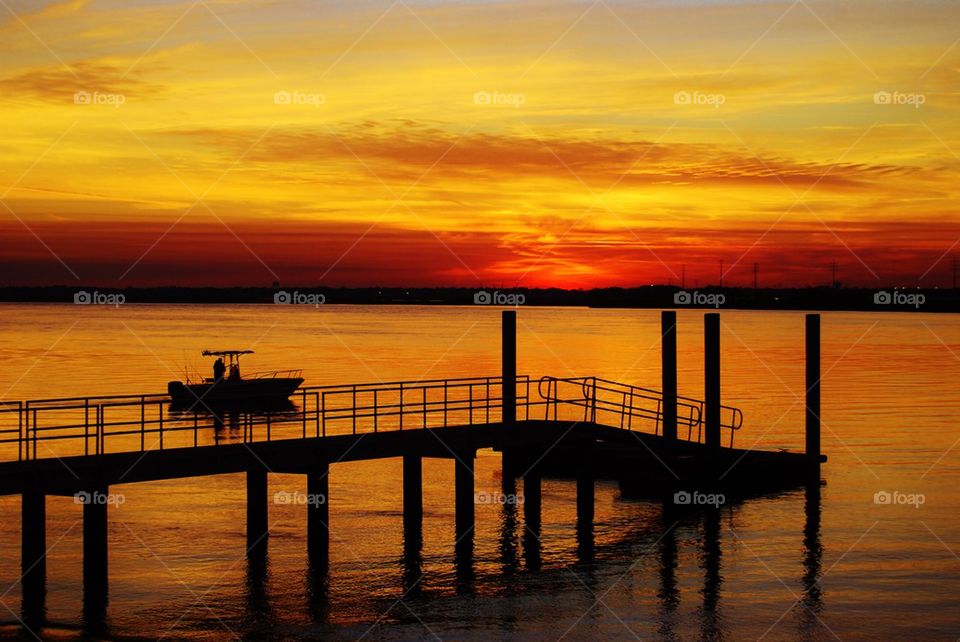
[1,0,958,288]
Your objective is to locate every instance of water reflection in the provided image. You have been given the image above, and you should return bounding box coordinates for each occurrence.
[244,544,274,632]
[657,507,680,641]
[699,508,723,642]
[799,479,824,635]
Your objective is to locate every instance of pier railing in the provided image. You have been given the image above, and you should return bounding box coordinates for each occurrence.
[537,376,742,447]
[0,374,742,462]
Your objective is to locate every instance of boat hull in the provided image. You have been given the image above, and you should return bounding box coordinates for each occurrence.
[167,377,304,410]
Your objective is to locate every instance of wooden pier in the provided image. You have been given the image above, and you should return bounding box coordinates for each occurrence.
[0,310,826,628]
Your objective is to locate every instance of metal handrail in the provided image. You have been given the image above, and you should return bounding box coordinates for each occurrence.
[0,373,743,463]
[537,376,743,447]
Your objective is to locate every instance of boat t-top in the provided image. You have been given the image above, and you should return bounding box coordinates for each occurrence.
[167,349,304,409]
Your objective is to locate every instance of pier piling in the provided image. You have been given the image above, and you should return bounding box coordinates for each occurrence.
[246,468,268,552]
[82,486,109,599]
[661,311,678,442]
[454,451,475,543]
[806,314,821,463]
[21,490,45,582]
[21,489,46,614]
[704,313,721,449]
[403,454,423,538]
[502,310,517,426]
[576,440,595,528]
[307,463,329,565]
[523,467,542,530]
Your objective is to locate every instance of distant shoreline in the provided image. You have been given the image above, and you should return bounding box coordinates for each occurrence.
[0,285,957,312]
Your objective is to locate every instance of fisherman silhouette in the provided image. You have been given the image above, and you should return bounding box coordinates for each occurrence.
[213,358,225,382]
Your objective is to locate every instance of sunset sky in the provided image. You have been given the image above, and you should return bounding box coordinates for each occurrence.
[1,0,958,288]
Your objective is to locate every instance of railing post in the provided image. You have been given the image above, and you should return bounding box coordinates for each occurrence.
[661,310,678,442]
[806,314,821,464]
[590,378,598,423]
[502,310,517,427]
[704,313,721,449]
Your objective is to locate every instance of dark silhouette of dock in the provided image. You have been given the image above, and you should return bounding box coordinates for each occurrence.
[0,310,826,632]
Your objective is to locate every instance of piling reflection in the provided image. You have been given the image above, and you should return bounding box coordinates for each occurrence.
[657,506,680,641]
[21,576,46,634]
[799,479,824,635]
[401,530,424,599]
[498,475,520,575]
[699,508,723,642]
[81,582,108,637]
[244,545,274,630]
[306,552,330,623]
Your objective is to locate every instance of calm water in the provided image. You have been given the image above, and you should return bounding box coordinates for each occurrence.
[0,305,958,640]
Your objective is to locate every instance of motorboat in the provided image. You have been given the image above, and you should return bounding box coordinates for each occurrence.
[167,349,303,409]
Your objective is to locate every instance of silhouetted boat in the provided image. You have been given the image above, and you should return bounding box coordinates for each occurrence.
[167,349,303,409]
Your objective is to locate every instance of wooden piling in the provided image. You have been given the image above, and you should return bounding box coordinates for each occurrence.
[502,310,517,426]
[82,486,109,599]
[246,468,268,552]
[454,451,475,542]
[576,441,595,528]
[307,462,329,565]
[704,313,721,449]
[661,311,678,442]
[523,469,541,530]
[403,454,423,536]
[21,490,46,598]
[806,314,821,462]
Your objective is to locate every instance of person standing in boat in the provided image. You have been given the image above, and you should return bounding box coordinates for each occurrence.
[213,357,226,382]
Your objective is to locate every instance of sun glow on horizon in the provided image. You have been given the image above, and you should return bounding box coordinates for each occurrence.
[1,0,959,288]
